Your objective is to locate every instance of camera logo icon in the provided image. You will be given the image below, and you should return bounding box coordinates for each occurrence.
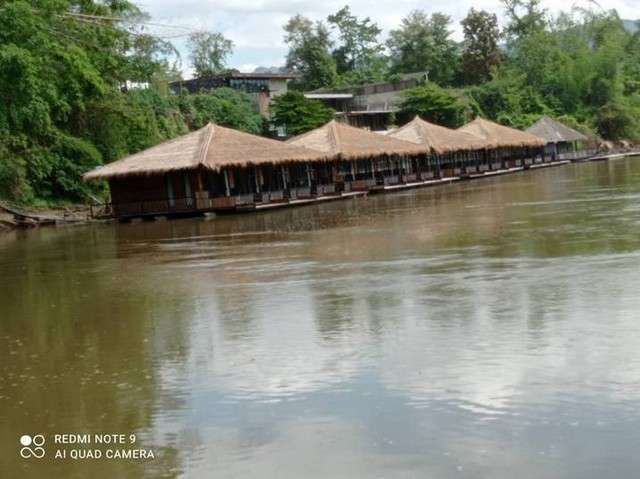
[20,434,45,459]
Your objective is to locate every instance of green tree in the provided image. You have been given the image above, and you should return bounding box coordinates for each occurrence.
[327,6,384,75]
[127,34,182,84]
[0,0,243,205]
[502,0,547,41]
[333,56,388,86]
[399,83,468,127]
[0,0,135,203]
[466,70,551,128]
[461,9,502,84]
[188,32,234,78]
[180,88,263,133]
[387,11,459,86]
[270,91,334,136]
[284,14,337,90]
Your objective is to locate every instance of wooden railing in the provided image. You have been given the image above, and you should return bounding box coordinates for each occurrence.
[317,184,337,195]
[383,175,400,186]
[557,149,598,160]
[348,179,377,191]
[109,197,197,217]
[235,194,255,206]
[289,187,312,199]
[403,173,419,183]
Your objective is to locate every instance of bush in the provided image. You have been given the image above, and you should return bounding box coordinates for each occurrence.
[400,82,468,127]
[270,91,335,136]
[181,88,263,134]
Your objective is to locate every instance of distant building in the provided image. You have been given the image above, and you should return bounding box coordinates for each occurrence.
[305,72,429,131]
[169,72,299,116]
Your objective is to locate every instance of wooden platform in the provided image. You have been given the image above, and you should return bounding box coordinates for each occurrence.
[253,191,366,210]
[585,151,640,162]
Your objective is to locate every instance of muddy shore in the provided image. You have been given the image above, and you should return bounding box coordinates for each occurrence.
[0,202,93,231]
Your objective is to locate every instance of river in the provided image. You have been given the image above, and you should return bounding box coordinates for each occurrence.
[2,158,640,478]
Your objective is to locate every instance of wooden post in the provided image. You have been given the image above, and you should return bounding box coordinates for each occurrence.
[306,164,312,186]
[281,165,288,189]
[196,169,204,193]
[254,166,261,193]
[223,169,230,197]
[183,172,192,198]
[166,174,175,207]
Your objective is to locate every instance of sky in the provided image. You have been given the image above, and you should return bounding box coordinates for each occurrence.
[137,0,640,77]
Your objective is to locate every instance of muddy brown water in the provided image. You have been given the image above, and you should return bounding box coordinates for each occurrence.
[2,158,640,478]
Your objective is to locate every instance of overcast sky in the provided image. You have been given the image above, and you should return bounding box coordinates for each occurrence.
[138,0,639,77]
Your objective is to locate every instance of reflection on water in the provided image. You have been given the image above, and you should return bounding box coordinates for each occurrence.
[2,159,640,478]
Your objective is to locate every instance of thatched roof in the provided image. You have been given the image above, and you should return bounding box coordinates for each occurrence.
[286,120,423,160]
[458,118,546,148]
[83,123,330,180]
[525,116,588,143]
[388,116,488,155]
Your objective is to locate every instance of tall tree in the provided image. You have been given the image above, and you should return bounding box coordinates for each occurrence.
[502,0,547,41]
[188,32,234,78]
[327,6,383,74]
[387,11,459,85]
[284,14,337,90]
[460,9,502,84]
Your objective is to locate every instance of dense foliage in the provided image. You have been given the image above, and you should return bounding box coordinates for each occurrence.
[387,12,459,85]
[465,6,640,138]
[283,2,640,139]
[0,0,261,205]
[270,91,334,136]
[400,83,468,127]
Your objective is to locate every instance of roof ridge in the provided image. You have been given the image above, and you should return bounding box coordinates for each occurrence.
[328,121,341,154]
[417,121,434,150]
[198,123,215,166]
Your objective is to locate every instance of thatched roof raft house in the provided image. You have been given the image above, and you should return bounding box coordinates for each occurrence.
[286,120,423,159]
[525,116,588,144]
[525,116,593,160]
[81,117,573,220]
[458,118,546,148]
[83,122,330,181]
[388,116,488,154]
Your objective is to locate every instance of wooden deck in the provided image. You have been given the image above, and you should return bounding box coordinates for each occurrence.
[253,190,366,210]
[584,150,640,162]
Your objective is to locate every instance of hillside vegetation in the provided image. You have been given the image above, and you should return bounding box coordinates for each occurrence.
[0,0,639,206]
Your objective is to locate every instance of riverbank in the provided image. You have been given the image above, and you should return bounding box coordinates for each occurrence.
[0,201,92,231]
